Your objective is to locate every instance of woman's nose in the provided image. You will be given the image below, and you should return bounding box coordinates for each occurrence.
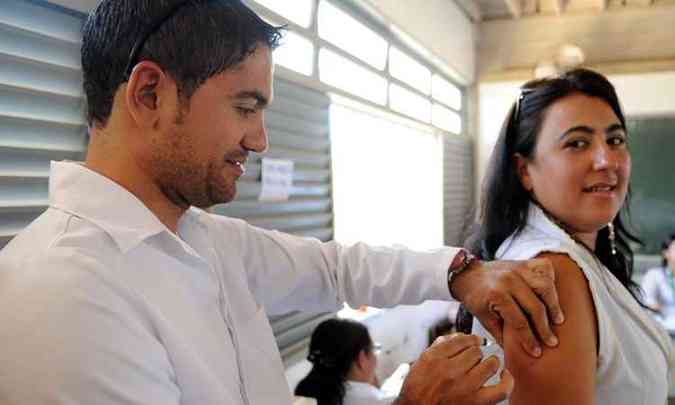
[592,143,618,171]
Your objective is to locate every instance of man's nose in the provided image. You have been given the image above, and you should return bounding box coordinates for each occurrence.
[242,120,268,154]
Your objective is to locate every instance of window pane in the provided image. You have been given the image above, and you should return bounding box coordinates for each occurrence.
[432,75,462,110]
[319,48,387,105]
[253,0,313,28]
[432,103,462,134]
[331,104,443,250]
[274,31,314,76]
[389,84,431,122]
[389,47,431,94]
[318,1,387,70]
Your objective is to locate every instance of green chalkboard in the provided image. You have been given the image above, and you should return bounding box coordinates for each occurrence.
[626,117,675,254]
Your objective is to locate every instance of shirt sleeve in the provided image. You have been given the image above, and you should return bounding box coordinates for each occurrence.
[0,247,181,405]
[210,215,460,315]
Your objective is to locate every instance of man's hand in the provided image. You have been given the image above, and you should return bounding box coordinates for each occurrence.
[450,258,565,357]
[395,333,514,405]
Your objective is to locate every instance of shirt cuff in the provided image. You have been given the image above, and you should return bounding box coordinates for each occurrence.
[436,247,462,302]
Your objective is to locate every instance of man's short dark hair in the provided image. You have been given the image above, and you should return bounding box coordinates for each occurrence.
[81,0,283,128]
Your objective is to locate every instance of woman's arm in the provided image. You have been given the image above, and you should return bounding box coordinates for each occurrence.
[502,252,598,405]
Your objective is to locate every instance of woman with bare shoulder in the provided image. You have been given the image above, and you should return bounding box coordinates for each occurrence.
[463,69,674,404]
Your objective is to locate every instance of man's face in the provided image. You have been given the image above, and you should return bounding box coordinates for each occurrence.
[149,45,274,209]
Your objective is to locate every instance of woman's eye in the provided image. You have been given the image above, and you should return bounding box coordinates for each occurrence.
[608,136,626,146]
[567,139,588,149]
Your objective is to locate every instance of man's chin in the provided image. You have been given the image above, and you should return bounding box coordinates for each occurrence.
[204,186,237,208]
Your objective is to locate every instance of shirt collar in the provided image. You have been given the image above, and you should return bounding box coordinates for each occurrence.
[48,161,170,253]
[526,203,573,242]
[344,381,382,396]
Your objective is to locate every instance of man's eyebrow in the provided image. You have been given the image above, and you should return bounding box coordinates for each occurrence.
[233,90,269,108]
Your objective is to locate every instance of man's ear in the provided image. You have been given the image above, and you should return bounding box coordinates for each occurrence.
[125,61,175,129]
[514,153,533,192]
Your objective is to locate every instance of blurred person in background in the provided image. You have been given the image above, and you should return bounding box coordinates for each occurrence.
[295,319,418,405]
[295,318,394,405]
[641,233,675,331]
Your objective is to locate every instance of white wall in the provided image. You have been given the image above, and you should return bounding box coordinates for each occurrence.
[476,71,675,198]
[478,6,675,78]
[610,72,675,117]
[361,0,477,85]
[476,80,521,201]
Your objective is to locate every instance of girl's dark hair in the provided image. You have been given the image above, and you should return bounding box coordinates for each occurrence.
[295,319,373,405]
[661,233,675,268]
[81,0,283,128]
[459,68,645,332]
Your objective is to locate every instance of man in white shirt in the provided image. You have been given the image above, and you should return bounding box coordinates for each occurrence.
[0,1,565,404]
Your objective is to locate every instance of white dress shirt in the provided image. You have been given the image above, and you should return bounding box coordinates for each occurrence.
[473,204,674,405]
[0,161,459,405]
[343,381,396,405]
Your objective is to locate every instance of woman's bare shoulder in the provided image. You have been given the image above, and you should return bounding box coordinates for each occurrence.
[503,252,598,405]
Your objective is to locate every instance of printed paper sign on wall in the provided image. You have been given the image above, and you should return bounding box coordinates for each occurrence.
[259,158,294,202]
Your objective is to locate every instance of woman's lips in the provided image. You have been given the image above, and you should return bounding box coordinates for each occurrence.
[582,184,617,198]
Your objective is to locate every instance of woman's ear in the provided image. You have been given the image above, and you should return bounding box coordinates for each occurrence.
[514,153,533,192]
[355,350,369,371]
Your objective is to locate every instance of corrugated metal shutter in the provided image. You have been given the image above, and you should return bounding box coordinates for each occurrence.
[0,0,86,250]
[443,134,474,246]
[0,0,332,366]
[212,77,334,365]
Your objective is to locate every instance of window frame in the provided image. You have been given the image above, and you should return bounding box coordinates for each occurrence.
[245,0,466,136]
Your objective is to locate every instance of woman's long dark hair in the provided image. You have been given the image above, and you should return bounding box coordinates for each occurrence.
[294,319,373,405]
[459,69,645,332]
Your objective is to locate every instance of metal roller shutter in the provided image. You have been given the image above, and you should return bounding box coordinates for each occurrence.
[0,0,333,366]
[443,134,474,247]
[0,0,86,250]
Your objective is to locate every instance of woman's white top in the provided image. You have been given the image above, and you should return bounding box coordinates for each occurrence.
[343,381,396,405]
[473,204,675,405]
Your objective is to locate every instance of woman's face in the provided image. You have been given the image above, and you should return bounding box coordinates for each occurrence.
[664,241,675,269]
[517,93,631,237]
[364,347,378,384]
